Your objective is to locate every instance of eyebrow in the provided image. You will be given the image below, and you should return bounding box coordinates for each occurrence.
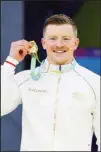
[62,35,72,38]
[48,35,72,38]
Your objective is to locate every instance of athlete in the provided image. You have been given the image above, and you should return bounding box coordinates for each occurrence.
[1,14,100,151]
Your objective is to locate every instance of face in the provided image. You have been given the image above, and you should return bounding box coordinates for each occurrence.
[41,24,79,65]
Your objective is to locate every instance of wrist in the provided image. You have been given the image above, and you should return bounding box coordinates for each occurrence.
[5,56,19,67]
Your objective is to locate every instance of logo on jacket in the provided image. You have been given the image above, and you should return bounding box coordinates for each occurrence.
[72,92,85,101]
[29,88,47,93]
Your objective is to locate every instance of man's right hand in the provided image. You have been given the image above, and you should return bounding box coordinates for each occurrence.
[9,39,33,62]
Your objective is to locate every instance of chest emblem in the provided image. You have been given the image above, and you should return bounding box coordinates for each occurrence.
[28,88,48,93]
[72,92,85,101]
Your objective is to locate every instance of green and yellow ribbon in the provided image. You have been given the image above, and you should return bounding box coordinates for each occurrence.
[29,41,41,79]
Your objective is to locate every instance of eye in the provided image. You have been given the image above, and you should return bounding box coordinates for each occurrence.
[50,37,57,40]
[63,37,70,40]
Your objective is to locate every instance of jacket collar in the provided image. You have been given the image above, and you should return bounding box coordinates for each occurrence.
[40,58,77,74]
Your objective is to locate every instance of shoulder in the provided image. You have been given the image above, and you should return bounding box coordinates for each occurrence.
[75,62,100,91]
[14,66,41,86]
[14,70,31,86]
[75,62,100,80]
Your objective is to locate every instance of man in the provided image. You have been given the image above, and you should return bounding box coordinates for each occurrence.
[1,14,100,151]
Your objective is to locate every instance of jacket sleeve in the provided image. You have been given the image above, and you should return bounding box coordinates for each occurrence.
[93,76,100,151]
[1,57,22,116]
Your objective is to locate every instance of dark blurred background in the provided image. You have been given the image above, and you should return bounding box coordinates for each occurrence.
[1,0,100,151]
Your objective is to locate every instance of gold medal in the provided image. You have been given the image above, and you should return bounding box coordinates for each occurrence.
[29,40,38,55]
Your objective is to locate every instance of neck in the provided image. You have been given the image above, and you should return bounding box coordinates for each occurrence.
[47,57,74,65]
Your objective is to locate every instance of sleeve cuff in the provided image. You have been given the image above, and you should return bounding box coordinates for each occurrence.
[5,56,19,65]
[3,56,19,74]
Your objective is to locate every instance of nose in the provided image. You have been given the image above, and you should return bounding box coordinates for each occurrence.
[56,39,64,47]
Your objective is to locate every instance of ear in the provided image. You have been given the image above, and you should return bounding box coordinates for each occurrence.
[41,38,46,50]
[74,38,80,50]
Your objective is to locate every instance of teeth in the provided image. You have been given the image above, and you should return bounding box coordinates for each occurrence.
[54,50,65,53]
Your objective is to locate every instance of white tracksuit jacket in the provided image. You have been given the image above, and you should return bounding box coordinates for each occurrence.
[1,56,100,151]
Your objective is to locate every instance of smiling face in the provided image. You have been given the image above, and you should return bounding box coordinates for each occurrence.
[41,24,79,65]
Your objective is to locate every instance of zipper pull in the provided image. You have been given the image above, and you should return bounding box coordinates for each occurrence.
[59,65,61,71]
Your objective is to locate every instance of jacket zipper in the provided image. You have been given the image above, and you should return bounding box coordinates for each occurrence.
[52,65,61,148]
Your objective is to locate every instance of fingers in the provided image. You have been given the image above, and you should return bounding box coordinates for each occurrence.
[15,39,33,54]
[9,39,33,62]
[16,45,27,56]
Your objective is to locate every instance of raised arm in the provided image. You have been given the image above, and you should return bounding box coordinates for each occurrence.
[1,39,32,116]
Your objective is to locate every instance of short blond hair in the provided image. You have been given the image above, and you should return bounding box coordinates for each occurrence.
[43,14,77,37]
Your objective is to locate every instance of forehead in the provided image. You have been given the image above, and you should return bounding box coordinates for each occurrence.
[44,24,75,37]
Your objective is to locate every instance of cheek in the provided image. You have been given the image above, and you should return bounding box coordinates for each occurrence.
[46,43,55,50]
[66,42,76,50]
